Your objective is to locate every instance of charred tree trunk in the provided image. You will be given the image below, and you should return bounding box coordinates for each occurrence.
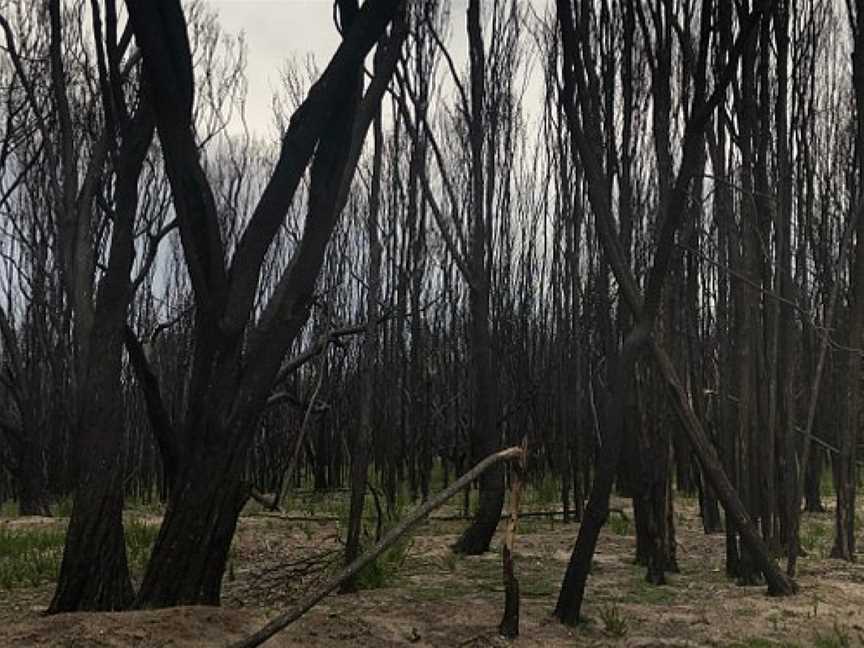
[343,50,385,590]
[126,0,403,606]
[48,18,156,607]
[453,0,504,555]
[831,0,864,562]
[15,436,51,517]
[804,450,826,513]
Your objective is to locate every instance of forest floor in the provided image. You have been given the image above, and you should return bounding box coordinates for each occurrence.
[1,492,863,647]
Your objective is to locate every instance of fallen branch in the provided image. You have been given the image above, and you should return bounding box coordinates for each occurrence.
[229,446,525,648]
[254,507,624,523]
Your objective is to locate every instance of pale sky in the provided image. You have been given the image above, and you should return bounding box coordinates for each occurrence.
[205,1,340,133]
[203,0,476,135]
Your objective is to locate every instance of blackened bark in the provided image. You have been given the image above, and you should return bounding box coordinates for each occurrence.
[453,0,504,555]
[554,326,649,625]
[774,0,798,571]
[343,27,387,590]
[554,1,793,625]
[635,392,677,584]
[136,448,247,606]
[803,450,825,513]
[17,438,51,517]
[831,0,864,563]
[49,49,155,610]
[124,0,403,608]
[49,326,135,612]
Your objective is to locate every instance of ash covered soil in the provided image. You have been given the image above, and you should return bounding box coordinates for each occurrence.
[1,496,863,647]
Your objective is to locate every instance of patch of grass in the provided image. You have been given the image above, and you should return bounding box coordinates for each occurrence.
[801,517,831,558]
[0,516,160,590]
[527,473,561,508]
[812,621,861,648]
[626,577,675,605]
[302,490,352,518]
[820,469,836,498]
[442,551,459,572]
[736,605,760,618]
[404,579,476,602]
[729,639,797,648]
[353,535,413,590]
[607,512,632,536]
[518,518,557,535]
[598,601,628,638]
[518,569,558,598]
[125,496,166,516]
[767,609,786,634]
[350,496,414,590]
[53,496,74,518]
[0,525,65,589]
[428,460,447,493]
[125,517,160,574]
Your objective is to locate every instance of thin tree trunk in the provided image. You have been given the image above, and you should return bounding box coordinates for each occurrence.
[343,56,385,589]
[453,0,504,555]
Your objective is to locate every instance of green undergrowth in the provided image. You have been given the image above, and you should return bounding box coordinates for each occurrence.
[625,573,676,605]
[0,525,65,589]
[125,517,161,573]
[729,639,795,648]
[598,601,629,637]
[0,516,160,590]
[730,621,861,648]
[607,511,632,536]
[800,515,832,559]
[350,496,413,591]
[352,534,414,590]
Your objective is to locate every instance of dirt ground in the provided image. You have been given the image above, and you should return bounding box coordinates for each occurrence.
[1,496,864,647]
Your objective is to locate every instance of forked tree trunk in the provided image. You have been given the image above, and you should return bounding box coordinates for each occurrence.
[124,0,402,608]
[48,63,154,611]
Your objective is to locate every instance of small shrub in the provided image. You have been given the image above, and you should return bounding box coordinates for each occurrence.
[353,535,413,590]
[607,512,631,536]
[801,520,829,557]
[351,494,412,590]
[598,602,628,638]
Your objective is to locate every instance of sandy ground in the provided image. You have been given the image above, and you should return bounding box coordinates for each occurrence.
[1,496,863,647]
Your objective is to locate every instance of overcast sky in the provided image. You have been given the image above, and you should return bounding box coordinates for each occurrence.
[203,1,473,136]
